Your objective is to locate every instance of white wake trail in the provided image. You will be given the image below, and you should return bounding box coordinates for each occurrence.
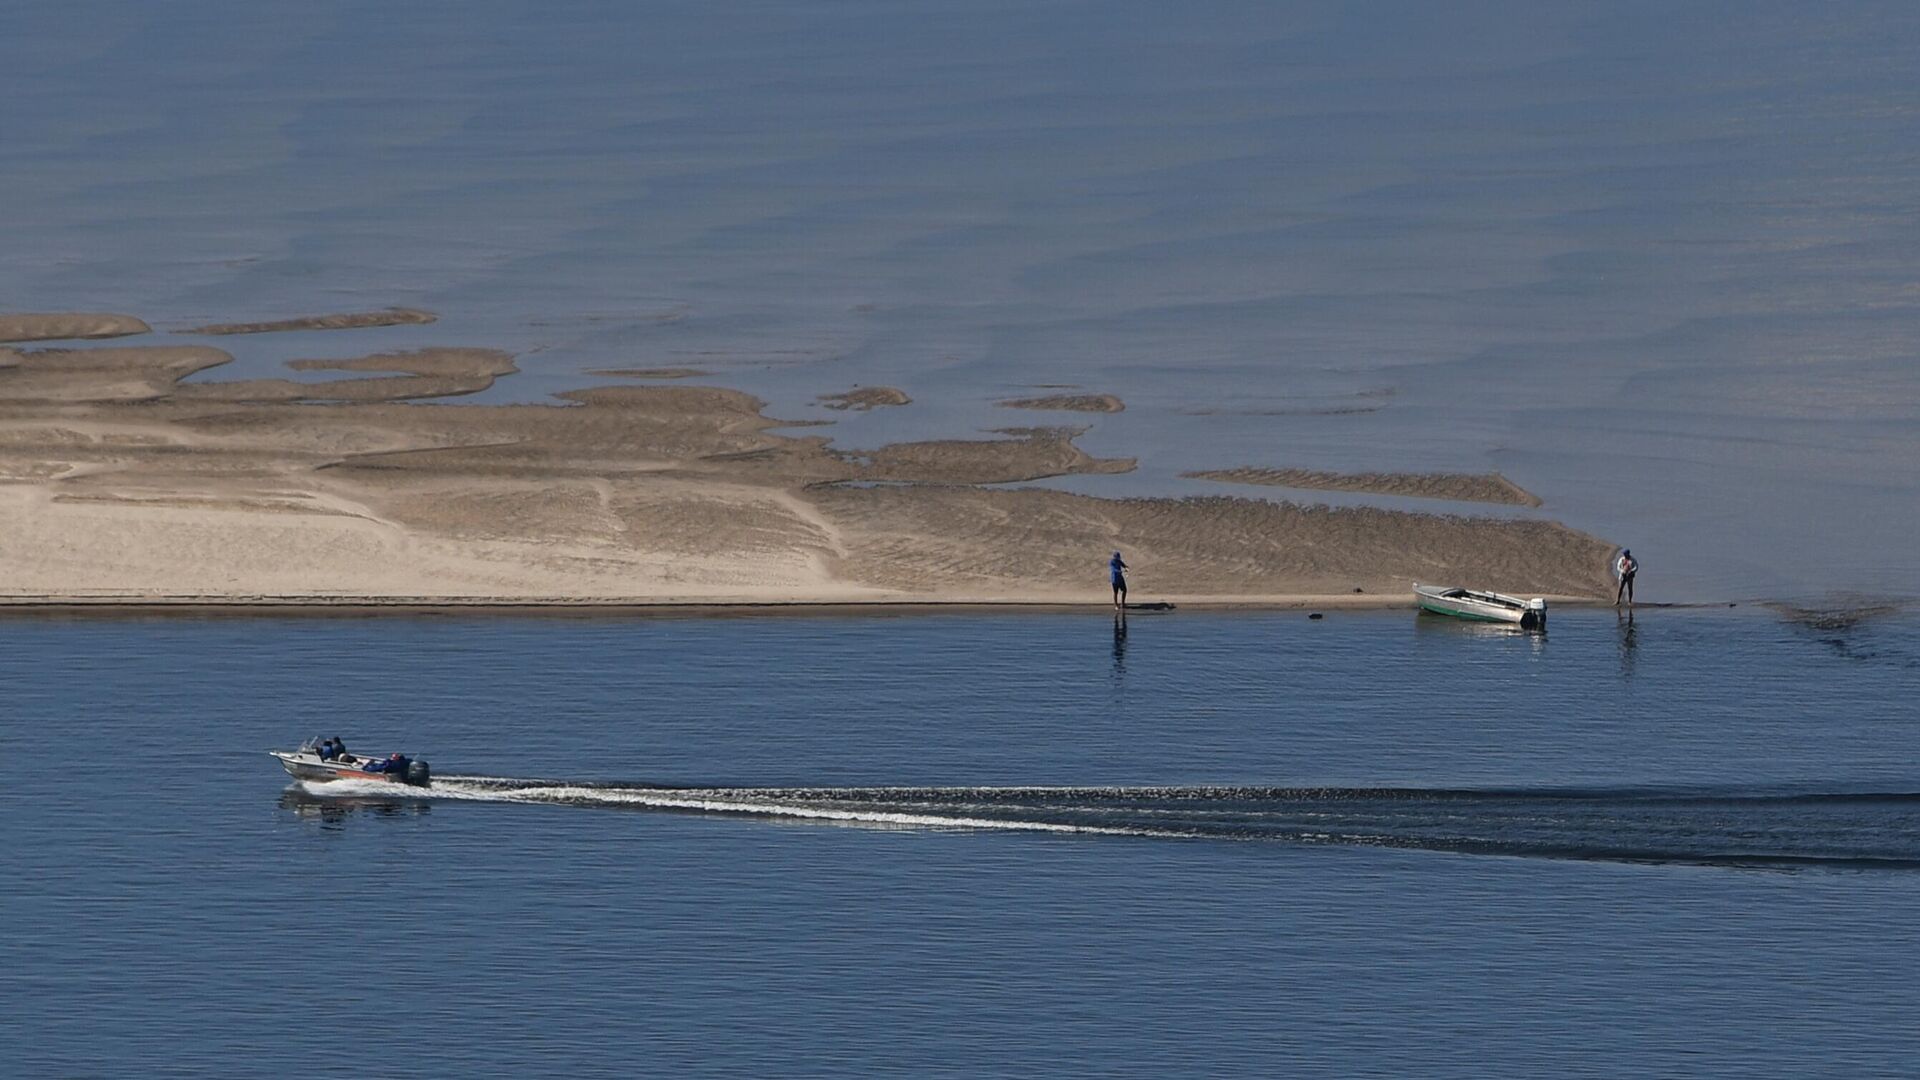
[365,776,1157,837]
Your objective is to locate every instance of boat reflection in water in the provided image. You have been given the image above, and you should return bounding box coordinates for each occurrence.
[1413,607,1549,655]
[278,785,432,826]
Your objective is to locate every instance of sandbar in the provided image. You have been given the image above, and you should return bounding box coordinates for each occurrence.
[589,367,711,380]
[0,333,1616,606]
[997,393,1125,414]
[180,308,437,335]
[178,349,516,403]
[818,386,911,411]
[0,313,151,343]
[1186,468,1542,507]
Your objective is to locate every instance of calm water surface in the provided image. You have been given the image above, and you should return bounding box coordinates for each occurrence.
[6,609,1920,1076]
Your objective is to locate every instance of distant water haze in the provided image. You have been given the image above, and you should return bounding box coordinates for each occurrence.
[5,0,1917,602]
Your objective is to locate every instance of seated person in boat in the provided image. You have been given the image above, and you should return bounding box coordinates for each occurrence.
[364,753,409,775]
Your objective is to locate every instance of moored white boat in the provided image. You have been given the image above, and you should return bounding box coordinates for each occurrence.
[270,740,432,787]
[1413,584,1546,630]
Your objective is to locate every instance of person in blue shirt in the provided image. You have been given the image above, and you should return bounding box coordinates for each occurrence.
[1109,551,1129,609]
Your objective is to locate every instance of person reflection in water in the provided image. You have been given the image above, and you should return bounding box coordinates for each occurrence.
[1112,610,1128,675]
[1617,607,1638,678]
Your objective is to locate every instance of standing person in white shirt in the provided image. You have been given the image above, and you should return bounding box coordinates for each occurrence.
[1614,549,1638,608]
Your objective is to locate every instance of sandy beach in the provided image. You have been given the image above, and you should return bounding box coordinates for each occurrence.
[0,319,1616,607]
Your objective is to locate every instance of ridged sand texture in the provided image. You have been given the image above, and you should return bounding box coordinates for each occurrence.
[0,323,1614,604]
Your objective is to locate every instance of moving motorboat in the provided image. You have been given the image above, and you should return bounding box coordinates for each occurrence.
[270,739,432,787]
[1413,584,1546,630]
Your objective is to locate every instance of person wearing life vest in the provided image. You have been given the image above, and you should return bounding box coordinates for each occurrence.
[1614,549,1638,607]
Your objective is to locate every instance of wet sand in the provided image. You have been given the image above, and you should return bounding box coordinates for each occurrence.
[0,325,1616,606]
[997,393,1126,414]
[818,386,911,410]
[181,348,517,402]
[589,367,711,380]
[1186,468,1543,507]
[0,313,151,343]
[179,308,437,335]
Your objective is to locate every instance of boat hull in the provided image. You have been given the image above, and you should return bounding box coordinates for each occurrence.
[270,751,431,787]
[1413,585,1546,629]
[1418,601,1517,623]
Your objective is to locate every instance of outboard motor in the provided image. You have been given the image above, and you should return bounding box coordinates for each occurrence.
[1523,597,1547,631]
[405,759,431,787]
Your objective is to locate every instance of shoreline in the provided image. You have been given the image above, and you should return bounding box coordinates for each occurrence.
[0,335,1623,610]
[0,593,1702,618]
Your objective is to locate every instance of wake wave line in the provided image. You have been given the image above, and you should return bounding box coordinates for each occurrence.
[290,777,1920,870]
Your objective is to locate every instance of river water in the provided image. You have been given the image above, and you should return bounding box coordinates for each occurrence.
[6,609,1919,1076]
